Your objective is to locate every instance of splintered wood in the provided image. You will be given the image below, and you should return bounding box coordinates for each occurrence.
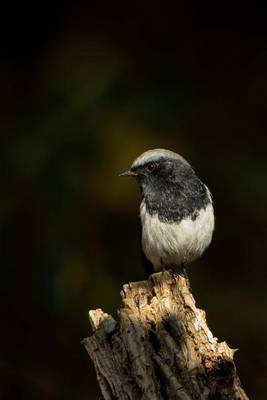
[82,271,249,400]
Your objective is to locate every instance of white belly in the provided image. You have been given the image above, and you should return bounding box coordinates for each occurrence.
[140,200,215,271]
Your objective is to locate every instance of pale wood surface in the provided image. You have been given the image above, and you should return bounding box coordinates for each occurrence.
[82,270,249,399]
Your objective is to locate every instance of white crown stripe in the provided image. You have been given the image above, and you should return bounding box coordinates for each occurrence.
[131,149,190,169]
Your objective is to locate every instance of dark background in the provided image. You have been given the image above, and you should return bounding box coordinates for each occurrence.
[1,2,267,399]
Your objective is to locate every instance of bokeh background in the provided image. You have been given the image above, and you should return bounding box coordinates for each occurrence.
[1,2,267,399]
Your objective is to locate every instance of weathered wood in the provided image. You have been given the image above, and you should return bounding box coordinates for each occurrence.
[82,270,249,399]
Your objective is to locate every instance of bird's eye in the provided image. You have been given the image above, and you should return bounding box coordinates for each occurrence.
[147,162,156,172]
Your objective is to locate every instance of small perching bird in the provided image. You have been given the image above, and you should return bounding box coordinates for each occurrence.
[120,149,215,277]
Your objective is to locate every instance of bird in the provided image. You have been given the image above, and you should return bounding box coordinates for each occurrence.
[120,149,215,278]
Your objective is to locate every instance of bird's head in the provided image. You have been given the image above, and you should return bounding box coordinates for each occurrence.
[120,149,194,195]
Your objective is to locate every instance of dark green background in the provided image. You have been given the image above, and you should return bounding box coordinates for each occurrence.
[1,2,267,399]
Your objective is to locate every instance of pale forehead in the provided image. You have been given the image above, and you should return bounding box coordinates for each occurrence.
[131,149,189,168]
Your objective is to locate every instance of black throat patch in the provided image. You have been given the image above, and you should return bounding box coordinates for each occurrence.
[140,164,210,223]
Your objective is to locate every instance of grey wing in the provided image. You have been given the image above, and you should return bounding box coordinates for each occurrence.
[138,217,154,278]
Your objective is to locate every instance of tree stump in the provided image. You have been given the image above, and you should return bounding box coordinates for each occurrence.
[82,270,249,399]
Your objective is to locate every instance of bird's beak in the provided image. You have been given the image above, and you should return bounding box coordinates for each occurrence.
[119,169,137,177]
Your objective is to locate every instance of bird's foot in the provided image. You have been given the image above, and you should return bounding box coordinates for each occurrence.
[182,266,192,293]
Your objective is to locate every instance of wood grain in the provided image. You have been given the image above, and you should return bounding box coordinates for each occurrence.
[82,270,249,399]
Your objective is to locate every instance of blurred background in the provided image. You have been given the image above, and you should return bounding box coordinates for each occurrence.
[1,2,267,399]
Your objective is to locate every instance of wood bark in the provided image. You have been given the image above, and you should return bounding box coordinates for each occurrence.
[82,270,249,399]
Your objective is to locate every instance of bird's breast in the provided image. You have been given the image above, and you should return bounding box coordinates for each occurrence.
[140,199,214,271]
